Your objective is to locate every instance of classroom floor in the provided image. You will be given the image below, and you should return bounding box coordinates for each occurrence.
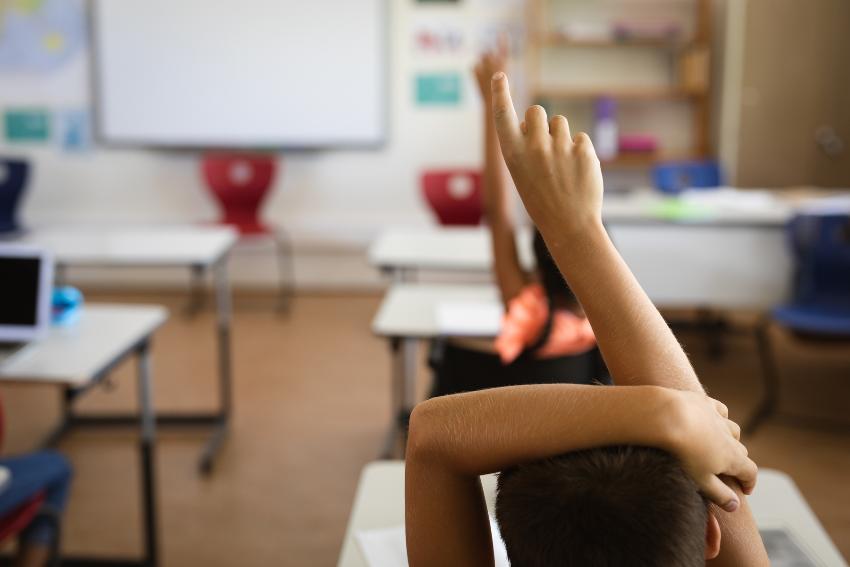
[1,291,849,566]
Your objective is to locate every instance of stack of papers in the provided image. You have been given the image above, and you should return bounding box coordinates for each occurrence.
[0,466,10,494]
[435,301,503,337]
[761,528,823,567]
[356,516,510,567]
[798,195,850,214]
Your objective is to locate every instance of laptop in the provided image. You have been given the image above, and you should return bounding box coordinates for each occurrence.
[0,244,54,362]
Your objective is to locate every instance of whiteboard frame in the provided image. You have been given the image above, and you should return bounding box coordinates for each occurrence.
[88,0,389,151]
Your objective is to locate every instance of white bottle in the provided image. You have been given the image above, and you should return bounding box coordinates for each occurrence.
[594,97,618,161]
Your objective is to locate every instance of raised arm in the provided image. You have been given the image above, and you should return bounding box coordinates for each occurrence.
[473,40,527,305]
[406,384,755,567]
[490,71,769,566]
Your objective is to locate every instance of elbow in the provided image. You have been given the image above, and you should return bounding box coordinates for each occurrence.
[406,399,444,463]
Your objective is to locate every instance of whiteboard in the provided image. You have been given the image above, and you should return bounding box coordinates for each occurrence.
[92,0,387,148]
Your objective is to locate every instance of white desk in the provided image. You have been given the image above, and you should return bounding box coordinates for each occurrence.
[11,225,237,474]
[372,284,499,457]
[0,304,167,567]
[17,226,236,267]
[338,461,848,567]
[370,224,791,310]
[368,189,815,309]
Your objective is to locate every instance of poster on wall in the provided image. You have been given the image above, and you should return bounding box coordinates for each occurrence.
[0,0,87,74]
[415,72,462,106]
[412,22,464,55]
[57,108,90,152]
[477,23,525,57]
[3,108,50,142]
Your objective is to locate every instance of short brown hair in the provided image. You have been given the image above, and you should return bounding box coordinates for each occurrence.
[496,446,709,567]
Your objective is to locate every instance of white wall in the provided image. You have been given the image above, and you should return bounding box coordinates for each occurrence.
[0,0,730,291]
[2,1,531,289]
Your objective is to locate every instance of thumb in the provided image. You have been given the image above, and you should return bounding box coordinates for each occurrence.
[702,475,740,513]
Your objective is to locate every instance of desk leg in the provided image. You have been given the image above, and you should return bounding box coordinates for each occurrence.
[137,341,159,567]
[198,257,233,474]
[184,264,207,317]
[745,318,780,436]
[381,337,416,459]
[402,338,417,412]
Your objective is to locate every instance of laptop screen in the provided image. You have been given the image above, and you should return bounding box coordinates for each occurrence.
[0,257,41,326]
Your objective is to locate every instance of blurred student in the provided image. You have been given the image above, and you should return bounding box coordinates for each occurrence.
[429,41,606,397]
[0,398,72,567]
[405,72,769,566]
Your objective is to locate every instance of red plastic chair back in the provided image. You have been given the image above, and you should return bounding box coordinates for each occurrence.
[0,493,46,542]
[421,169,483,226]
[201,153,279,236]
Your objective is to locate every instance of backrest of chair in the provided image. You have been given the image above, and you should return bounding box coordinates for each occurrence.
[200,153,278,227]
[652,160,721,195]
[788,213,850,304]
[0,493,46,542]
[421,169,483,226]
[0,158,30,233]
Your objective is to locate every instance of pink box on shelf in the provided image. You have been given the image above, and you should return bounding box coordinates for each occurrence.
[618,134,658,154]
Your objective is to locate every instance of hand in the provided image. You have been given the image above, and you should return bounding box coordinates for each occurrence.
[473,36,509,102]
[490,72,604,241]
[668,390,758,512]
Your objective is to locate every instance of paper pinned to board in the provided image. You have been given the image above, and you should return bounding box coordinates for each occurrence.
[0,466,10,495]
[761,528,823,567]
[435,301,503,336]
[356,516,510,567]
[798,195,850,215]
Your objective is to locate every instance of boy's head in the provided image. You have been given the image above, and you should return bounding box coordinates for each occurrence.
[496,446,720,567]
[532,229,576,308]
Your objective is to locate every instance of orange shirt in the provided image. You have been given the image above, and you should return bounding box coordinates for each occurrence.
[494,284,597,365]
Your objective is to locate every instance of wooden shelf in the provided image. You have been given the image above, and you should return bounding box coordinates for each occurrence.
[533,87,705,100]
[601,152,705,168]
[539,34,697,50]
[526,0,714,167]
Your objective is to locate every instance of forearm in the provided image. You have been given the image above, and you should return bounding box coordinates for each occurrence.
[483,101,527,302]
[407,383,679,475]
[541,219,703,393]
[482,100,513,223]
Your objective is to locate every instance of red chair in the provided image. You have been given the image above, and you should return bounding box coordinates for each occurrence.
[200,153,293,312]
[0,399,59,566]
[421,169,483,226]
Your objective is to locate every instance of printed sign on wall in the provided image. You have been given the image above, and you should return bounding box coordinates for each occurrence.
[415,72,462,106]
[57,108,91,152]
[412,23,464,54]
[4,108,50,142]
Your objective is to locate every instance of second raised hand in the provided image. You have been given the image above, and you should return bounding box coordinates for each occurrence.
[490,72,605,245]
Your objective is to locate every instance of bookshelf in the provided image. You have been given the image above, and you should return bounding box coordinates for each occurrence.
[525,0,713,169]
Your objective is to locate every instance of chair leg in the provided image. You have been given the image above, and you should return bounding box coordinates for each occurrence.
[745,317,781,436]
[274,228,295,315]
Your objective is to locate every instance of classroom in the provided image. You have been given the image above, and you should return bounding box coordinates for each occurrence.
[0,0,847,566]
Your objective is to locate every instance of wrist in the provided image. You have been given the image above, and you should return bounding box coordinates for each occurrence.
[538,215,606,254]
[650,388,694,456]
[632,386,686,453]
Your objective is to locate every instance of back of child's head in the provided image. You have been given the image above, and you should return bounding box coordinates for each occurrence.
[496,445,709,567]
[532,229,576,308]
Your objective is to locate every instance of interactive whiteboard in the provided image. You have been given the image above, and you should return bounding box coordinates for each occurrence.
[92,0,386,148]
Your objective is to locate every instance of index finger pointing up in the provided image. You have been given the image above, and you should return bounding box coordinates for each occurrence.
[491,72,522,153]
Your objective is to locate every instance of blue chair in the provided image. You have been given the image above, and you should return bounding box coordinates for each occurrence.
[746,212,850,434]
[652,160,722,195]
[0,158,30,234]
